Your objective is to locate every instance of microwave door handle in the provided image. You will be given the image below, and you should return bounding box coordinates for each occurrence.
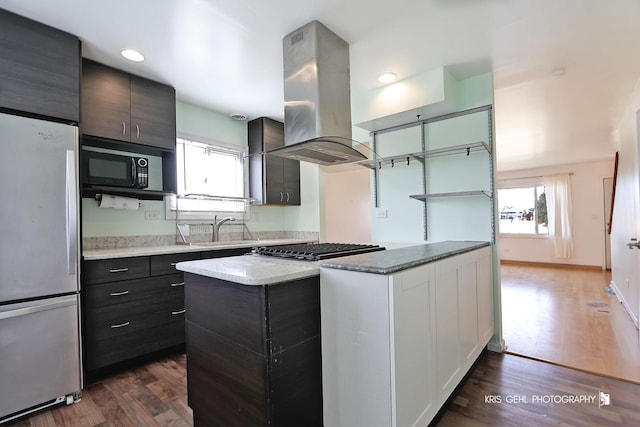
[131,158,137,187]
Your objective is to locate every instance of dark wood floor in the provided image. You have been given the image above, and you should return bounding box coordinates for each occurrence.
[10,349,640,426]
[9,353,192,427]
[436,351,640,426]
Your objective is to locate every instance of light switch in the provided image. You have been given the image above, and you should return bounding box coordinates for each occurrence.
[375,208,388,218]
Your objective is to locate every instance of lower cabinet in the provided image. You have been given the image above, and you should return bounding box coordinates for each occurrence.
[83,253,197,373]
[184,273,322,427]
[320,245,493,427]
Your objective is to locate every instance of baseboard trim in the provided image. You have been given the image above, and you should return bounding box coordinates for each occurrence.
[609,281,639,329]
[500,260,602,270]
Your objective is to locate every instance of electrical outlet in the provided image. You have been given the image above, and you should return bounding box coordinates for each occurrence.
[145,210,160,220]
[375,208,388,218]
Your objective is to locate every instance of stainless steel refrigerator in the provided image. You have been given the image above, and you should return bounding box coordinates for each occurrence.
[0,112,82,423]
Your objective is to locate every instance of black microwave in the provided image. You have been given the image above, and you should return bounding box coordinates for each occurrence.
[82,151,149,189]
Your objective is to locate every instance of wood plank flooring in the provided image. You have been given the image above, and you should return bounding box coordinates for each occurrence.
[9,353,192,427]
[500,263,640,383]
[10,350,640,427]
[436,351,640,426]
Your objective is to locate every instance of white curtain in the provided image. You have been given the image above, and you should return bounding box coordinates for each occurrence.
[546,173,574,258]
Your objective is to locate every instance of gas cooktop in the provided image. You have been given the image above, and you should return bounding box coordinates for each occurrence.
[253,242,386,261]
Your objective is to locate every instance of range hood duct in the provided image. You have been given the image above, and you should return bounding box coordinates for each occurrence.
[268,20,367,166]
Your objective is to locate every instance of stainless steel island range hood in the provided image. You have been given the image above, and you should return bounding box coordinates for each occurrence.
[267,20,367,166]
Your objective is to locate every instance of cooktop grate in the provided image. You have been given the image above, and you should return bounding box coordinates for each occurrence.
[254,242,386,261]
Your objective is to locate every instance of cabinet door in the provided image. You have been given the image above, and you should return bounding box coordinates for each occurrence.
[476,247,494,344]
[283,158,301,205]
[391,264,437,427]
[0,9,80,122]
[81,59,131,141]
[458,251,480,365]
[130,75,176,150]
[433,256,460,396]
[265,154,286,203]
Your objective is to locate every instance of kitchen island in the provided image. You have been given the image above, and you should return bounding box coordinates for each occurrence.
[176,240,493,427]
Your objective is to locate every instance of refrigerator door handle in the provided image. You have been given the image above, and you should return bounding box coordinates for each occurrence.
[0,295,77,320]
[65,150,77,276]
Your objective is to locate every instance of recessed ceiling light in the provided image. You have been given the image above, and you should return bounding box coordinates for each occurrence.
[121,49,144,62]
[377,73,396,84]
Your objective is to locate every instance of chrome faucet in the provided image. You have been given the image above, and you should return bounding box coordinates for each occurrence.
[213,216,234,242]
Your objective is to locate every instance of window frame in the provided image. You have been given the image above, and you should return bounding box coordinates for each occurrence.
[497,182,549,238]
[165,133,249,220]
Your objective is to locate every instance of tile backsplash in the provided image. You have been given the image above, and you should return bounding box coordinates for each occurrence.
[82,230,319,250]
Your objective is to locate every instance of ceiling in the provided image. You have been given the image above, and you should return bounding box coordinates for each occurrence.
[3,0,640,171]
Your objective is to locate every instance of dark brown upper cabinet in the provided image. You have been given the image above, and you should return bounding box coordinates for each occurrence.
[81,59,176,151]
[248,117,300,205]
[0,8,80,123]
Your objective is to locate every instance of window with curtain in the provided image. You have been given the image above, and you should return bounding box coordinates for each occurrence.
[546,173,574,258]
[498,186,548,235]
[166,137,247,218]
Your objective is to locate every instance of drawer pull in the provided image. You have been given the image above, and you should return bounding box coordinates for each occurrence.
[109,290,129,296]
[171,310,186,315]
[109,268,129,273]
[170,282,185,287]
[110,321,130,329]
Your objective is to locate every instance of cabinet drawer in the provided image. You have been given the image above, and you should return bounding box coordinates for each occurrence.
[85,274,184,309]
[85,317,184,370]
[84,257,150,285]
[151,253,200,276]
[86,296,184,341]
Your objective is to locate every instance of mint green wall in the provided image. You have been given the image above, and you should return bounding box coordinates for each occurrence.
[370,72,495,243]
[82,101,319,237]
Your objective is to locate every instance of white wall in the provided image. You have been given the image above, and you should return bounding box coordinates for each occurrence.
[497,160,614,268]
[610,80,640,325]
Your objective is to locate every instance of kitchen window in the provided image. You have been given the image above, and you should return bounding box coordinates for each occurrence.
[166,136,248,219]
[498,186,548,235]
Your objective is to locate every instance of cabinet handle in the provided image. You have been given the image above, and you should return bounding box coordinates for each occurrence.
[136,125,140,139]
[122,122,126,136]
[109,268,129,273]
[286,192,290,202]
[170,282,185,287]
[110,321,130,329]
[109,290,129,296]
[171,309,186,315]
[280,192,284,202]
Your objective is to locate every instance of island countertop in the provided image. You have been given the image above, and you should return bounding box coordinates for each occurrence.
[318,240,491,275]
[176,254,320,286]
[175,241,490,285]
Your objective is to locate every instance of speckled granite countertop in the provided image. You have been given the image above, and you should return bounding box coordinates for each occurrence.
[318,241,491,275]
[176,255,320,286]
[173,241,489,285]
[83,239,315,260]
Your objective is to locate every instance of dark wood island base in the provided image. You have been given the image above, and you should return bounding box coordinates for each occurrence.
[184,272,322,427]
